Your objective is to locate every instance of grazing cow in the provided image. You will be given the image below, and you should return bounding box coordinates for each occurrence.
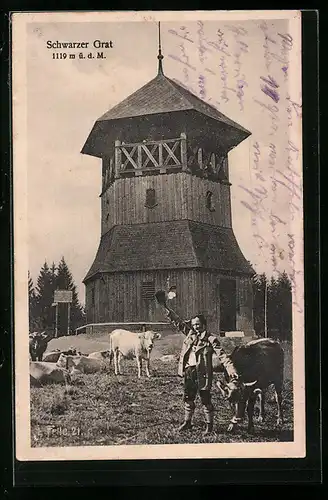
[42,349,62,363]
[57,353,105,374]
[109,329,162,378]
[88,350,111,360]
[42,348,82,363]
[216,338,284,433]
[30,361,71,386]
[29,331,52,361]
[62,348,83,356]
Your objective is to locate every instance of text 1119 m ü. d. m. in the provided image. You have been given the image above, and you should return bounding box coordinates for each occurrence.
[52,52,106,60]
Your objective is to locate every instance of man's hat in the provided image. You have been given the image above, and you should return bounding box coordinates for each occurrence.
[154,290,166,306]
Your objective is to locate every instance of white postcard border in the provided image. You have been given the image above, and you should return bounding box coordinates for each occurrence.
[13,9,305,461]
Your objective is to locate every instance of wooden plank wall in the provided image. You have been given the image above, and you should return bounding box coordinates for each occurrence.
[87,272,255,334]
[85,284,96,324]
[221,184,232,227]
[88,269,220,331]
[101,172,232,234]
[236,276,255,335]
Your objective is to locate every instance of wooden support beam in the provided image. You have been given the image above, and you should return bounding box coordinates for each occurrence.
[114,140,121,178]
[180,132,188,171]
[137,144,142,169]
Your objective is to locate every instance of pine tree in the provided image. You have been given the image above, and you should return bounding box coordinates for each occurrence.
[268,276,279,339]
[55,257,85,336]
[252,272,267,336]
[35,261,56,333]
[276,271,293,341]
[28,271,39,331]
[252,270,293,341]
[50,262,57,290]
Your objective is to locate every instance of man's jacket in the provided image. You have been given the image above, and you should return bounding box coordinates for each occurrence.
[166,310,238,391]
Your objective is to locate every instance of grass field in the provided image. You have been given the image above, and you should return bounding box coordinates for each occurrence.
[30,331,294,447]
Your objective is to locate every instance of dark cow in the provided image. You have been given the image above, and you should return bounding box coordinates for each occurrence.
[216,338,284,433]
[62,347,83,356]
[29,331,52,361]
[42,348,83,363]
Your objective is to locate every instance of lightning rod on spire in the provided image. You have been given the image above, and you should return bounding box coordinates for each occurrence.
[157,21,164,75]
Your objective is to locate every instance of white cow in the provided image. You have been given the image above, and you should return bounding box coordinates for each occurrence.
[42,350,62,363]
[30,361,71,386]
[88,350,111,360]
[109,329,161,378]
[57,353,105,374]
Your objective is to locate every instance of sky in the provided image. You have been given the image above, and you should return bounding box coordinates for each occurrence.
[23,13,302,306]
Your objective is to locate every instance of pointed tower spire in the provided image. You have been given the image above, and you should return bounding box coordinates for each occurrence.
[157,21,164,75]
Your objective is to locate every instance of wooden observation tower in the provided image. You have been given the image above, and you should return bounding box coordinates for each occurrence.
[81,23,255,335]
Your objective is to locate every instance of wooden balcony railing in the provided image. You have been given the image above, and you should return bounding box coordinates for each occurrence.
[101,133,230,192]
[115,133,187,176]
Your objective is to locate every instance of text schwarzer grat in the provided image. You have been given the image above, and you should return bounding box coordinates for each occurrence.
[47,40,114,49]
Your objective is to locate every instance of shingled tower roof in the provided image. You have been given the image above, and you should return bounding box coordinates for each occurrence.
[81,24,250,158]
[83,221,254,283]
[94,73,250,132]
[81,73,250,157]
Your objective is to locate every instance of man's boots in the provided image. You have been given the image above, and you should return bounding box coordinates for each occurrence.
[178,402,194,432]
[203,406,214,435]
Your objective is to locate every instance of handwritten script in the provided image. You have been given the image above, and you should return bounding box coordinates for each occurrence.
[167,19,303,314]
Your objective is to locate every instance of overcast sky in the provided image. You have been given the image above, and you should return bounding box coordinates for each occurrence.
[24,14,302,305]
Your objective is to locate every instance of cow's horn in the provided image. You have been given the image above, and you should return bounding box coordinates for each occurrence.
[244,380,258,387]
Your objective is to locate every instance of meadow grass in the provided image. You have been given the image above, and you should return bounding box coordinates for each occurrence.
[30,334,294,447]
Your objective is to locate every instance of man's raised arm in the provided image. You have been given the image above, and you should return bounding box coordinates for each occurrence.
[166,309,191,337]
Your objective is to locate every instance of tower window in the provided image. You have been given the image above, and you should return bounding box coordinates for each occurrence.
[197,147,203,168]
[91,288,95,307]
[145,188,157,209]
[206,191,215,212]
[210,153,216,169]
[141,281,155,300]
